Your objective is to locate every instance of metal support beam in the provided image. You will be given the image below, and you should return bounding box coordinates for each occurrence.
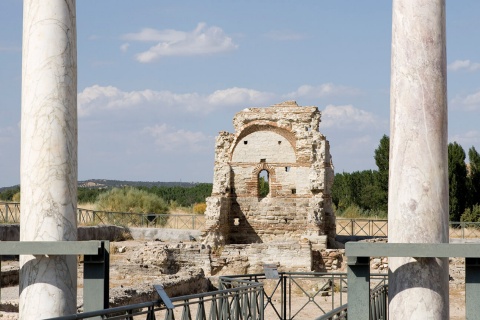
[0,241,101,255]
[0,241,109,318]
[466,258,480,319]
[347,242,480,258]
[347,256,370,320]
[346,243,480,319]
[83,240,110,315]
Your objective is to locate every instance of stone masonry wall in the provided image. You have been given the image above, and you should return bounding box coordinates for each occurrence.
[202,101,335,271]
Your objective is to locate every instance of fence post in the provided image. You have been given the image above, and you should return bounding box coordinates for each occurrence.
[83,240,110,315]
[347,255,370,320]
[466,257,480,319]
[351,219,354,236]
[282,273,287,320]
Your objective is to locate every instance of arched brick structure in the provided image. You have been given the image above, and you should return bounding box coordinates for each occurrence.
[202,101,335,261]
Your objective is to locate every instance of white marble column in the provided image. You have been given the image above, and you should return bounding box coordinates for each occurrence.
[388,0,448,319]
[20,0,77,318]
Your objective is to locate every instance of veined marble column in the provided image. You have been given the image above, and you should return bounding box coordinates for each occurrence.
[20,0,77,318]
[389,0,448,319]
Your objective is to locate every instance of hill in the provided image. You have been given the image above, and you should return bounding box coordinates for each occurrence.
[77,179,205,189]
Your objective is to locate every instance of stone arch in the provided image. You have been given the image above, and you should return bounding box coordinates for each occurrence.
[230,123,297,163]
[251,162,277,197]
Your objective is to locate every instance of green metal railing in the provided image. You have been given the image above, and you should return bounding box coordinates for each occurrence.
[315,304,348,320]
[48,271,388,320]
[346,242,480,320]
[0,241,110,314]
[225,272,350,319]
[48,276,264,320]
[314,282,388,320]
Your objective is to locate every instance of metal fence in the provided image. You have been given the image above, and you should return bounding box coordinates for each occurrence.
[0,202,20,223]
[337,218,480,239]
[336,219,388,237]
[77,208,206,230]
[47,271,387,320]
[0,202,206,230]
[224,272,350,319]
[48,277,264,320]
[5,201,480,237]
[314,282,388,320]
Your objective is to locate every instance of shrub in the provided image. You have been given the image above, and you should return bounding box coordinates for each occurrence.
[193,202,207,214]
[461,205,480,222]
[12,192,20,202]
[96,187,169,214]
[336,204,387,219]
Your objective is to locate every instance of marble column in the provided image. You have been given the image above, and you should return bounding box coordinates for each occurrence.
[20,0,77,318]
[388,0,448,319]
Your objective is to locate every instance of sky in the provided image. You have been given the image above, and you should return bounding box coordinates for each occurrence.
[1,1,480,187]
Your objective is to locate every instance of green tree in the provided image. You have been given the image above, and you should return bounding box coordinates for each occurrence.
[331,172,351,211]
[467,146,480,208]
[0,186,20,201]
[448,142,468,221]
[461,205,480,222]
[258,175,269,198]
[373,135,389,211]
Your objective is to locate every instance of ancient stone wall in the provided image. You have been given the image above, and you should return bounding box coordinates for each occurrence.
[202,101,335,262]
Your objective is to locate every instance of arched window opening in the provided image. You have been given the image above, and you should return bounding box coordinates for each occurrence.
[258,170,269,198]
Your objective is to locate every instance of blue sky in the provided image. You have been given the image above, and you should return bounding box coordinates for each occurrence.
[1,1,480,187]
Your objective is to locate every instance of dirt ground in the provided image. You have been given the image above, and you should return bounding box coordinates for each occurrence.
[0,240,469,319]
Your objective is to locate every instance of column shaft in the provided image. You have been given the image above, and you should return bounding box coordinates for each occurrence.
[388,0,448,319]
[20,0,77,318]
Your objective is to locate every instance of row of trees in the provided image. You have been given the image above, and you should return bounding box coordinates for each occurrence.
[331,135,480,222]
[331,135,389,218]
[1,183,213,210]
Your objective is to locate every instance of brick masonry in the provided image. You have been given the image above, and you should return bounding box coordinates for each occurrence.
[201,101,335,271]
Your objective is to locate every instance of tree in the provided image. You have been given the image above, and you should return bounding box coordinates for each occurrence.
[448,142,468,221]
[258,171,269,198]
[373,135,389,211]
[467,146,480,208]
[0,186,20,201]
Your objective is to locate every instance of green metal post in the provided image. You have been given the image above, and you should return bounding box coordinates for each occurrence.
[282,274,287,320]
[347,255,370,320]
[83,240,110,316]
[466,258,480,319]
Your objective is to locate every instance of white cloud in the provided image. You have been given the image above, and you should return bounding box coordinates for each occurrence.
[78,85,275,117]
[143,124,213,152]
[321,104,382,130]
[448,59,480,72]
[123,28,185,42]
[450,130,480,147]
[122,23,238,63]
[263,30,306,41]
[284,83,361,100]
[451,89,480,111]
[120,43,130,52]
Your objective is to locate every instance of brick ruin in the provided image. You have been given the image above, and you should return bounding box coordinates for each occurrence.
[201,101,335,271]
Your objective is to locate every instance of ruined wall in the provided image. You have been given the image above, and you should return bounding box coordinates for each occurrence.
[202,101,335,257]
